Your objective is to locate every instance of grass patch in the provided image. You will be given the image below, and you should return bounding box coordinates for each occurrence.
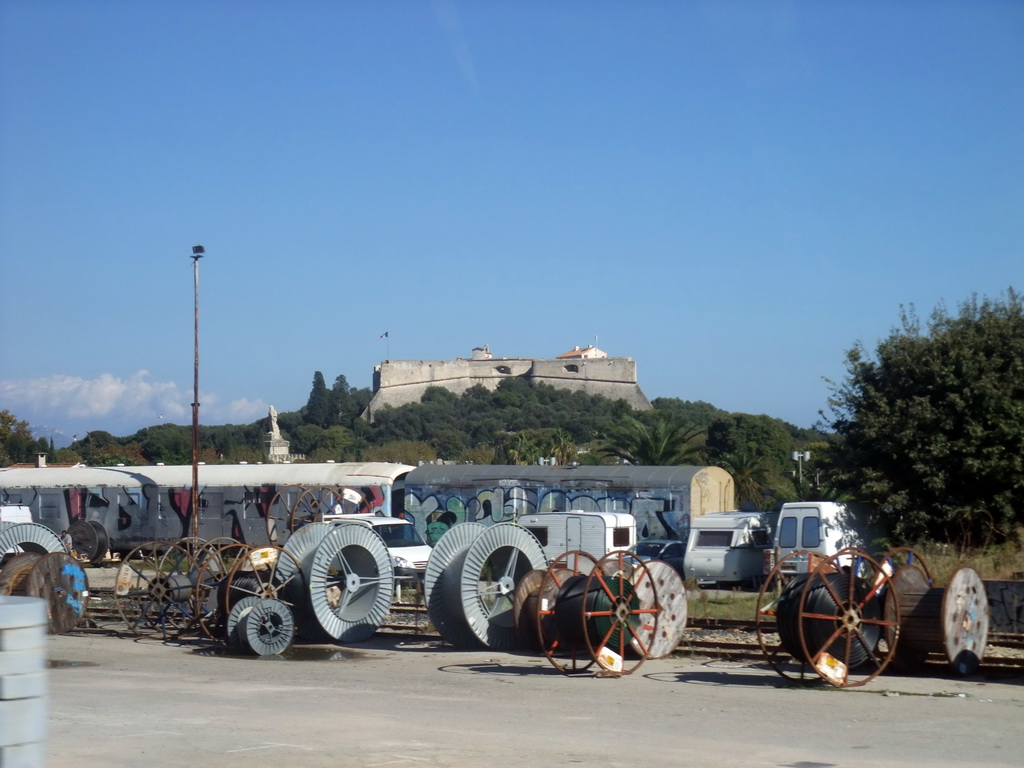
[686,584,761,622]
[906,530,1024,586]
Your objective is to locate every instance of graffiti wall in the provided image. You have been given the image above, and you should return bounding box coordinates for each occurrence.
[405,482,691,545]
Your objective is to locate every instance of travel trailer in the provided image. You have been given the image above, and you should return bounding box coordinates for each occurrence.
[685,510,778,587]
[518,510,636,563]
[774,501,880,576]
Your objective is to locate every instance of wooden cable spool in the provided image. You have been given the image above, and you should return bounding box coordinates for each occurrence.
[889,564,989,676]
[2,552,89,633]
[23,552,90,634]
[0,553,43,596]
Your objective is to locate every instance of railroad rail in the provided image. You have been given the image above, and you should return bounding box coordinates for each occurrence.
[79,587,1024,672]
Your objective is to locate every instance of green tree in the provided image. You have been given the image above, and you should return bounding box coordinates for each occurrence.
[0,410,36,465]
[504,432,541,465]
[828,289,1024,546]
[600,415,703,466]
[716,447,772,509]
[547,429,578,466]
[304,371,330,427]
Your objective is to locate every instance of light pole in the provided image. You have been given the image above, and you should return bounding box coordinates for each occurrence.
[791,450,810,486]
[190,245,205,539]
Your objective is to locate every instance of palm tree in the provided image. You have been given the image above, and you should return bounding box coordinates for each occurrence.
[716,447,771,507]
[506,432,541,465]
[547,429,578,466]
[600,416,704,466]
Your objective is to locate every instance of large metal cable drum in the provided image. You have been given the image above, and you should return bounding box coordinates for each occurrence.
[307,522,394,642]
[68,520,108,564]
[458,523,547,650]
[424,523,486,605]
[771,549,898,687]
[280,522,335,640]
[424,523,485,648]
[0,523,65,555]
[432,549,481,648]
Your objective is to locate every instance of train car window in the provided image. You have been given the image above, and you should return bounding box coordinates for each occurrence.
[40,493,60,520]
[4,493,22,504]
[88,490,109,507]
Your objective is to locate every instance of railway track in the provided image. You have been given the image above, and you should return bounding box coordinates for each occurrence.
[78,588,1024,672]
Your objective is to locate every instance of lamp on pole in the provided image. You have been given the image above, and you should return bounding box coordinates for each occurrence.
[791,450,811,486]
[190,245,205,539]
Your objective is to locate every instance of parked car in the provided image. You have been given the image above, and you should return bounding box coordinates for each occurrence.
[631,539,686,578]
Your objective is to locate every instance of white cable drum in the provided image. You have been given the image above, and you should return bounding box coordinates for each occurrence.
[280,522,335,577]
[0,523,64,556]
[279,523,336,641]
[424,523,486,648]
[631,560,687,659]
[308,522,394,642]
[430,548,482,648]
[424,523,486,605]
[459,523,547,650]
[237,598,296,656]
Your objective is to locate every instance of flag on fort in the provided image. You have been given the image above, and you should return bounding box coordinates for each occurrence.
[379,331,389,338]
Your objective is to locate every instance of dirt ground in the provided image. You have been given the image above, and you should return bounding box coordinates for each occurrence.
[42,626,1024,768]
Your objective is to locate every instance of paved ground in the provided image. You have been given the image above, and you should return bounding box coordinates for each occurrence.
[42,628,1024,768]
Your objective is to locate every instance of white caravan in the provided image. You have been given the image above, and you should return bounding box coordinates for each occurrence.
[685,510,777,587]
[518,510,636,563]
[774,501,880,576]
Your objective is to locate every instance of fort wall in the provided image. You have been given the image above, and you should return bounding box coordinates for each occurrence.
[364,355,651,419]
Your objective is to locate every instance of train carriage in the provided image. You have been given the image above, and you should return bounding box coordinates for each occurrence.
[0,462,415,556]
[402,464,735,545]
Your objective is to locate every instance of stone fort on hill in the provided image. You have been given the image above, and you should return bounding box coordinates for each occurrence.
[362,345,652,421]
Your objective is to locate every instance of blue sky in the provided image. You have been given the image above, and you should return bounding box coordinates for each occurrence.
[1,1,1022,446]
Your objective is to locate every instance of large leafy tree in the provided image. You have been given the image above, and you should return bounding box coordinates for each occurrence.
[828,289,1024,546]
[0,410,34,465]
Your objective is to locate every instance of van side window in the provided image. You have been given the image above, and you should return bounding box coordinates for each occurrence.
[778,517,797,548]
[612,527,631,548]
[801,517,821,548]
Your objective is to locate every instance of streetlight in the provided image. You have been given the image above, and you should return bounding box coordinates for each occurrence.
[190,244,205,539]
[791,450,811,486]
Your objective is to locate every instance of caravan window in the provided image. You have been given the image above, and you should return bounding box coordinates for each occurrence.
[524,527,548,546]
[612,527,631,548]
[695,530,732,548]
[800,517,821,548]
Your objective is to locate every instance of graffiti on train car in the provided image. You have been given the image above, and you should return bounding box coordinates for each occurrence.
[405,483,690,545]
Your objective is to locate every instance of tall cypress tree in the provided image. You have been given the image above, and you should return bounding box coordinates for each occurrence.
[304,371,330,427]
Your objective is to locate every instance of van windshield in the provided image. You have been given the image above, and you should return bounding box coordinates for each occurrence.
[374,523,427,548]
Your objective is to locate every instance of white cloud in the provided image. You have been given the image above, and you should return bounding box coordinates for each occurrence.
[0,372,269,440]
[0,371,186,421]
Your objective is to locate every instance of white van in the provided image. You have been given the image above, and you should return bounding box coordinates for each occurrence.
[323,514,432,581]
[685,510,777,587]
[518,510,636,563]
[774,501,879,576]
